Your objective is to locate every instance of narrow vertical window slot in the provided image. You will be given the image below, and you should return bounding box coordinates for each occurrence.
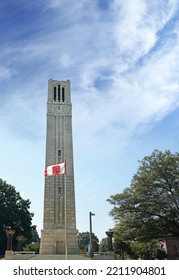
[58,149,62,158]
[58,186,62,196]
[62,87,65,102]
[54,87,56,101]
[58,85,61,102]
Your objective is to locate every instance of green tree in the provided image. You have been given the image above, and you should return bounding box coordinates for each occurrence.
[23,242,40,254]
[29,226,40,243]
[129,240,167,260]
[0,179,34,255]
[78,231,99,252]
[99,238,108,252]
[107,150,179,242]
[113,238,132,259]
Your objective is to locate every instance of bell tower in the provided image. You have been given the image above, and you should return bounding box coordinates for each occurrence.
[40,79,78,255]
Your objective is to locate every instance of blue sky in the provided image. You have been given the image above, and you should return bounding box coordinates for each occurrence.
[1,0,179,241]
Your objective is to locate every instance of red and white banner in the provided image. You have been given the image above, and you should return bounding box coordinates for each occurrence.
[44,161,66,176]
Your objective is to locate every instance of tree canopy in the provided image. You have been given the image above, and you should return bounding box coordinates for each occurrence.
[78,231,99,252]
[0,179,34,254]
[107,150,179,242]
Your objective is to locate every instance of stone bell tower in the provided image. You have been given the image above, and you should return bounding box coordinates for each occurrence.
[40,79,78,255]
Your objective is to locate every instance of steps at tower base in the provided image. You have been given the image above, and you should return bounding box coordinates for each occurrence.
[32,254,89,260]
[32,253,115,260]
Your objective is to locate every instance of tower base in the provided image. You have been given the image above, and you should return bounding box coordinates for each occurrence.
[40,228,79,255]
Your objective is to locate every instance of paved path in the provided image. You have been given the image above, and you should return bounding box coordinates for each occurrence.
[4,253,115,260]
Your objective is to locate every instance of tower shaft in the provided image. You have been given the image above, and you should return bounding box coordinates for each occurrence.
[40,79,78,255]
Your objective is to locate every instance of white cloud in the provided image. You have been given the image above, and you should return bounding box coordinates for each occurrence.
[112,0,153,53]
[73,31,179,160]
[0,65,12,80]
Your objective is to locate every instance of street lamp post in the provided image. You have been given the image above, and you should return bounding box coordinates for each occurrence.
[89,211,95,258]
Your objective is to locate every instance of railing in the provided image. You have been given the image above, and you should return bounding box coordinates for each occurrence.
[13,251,36,255]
